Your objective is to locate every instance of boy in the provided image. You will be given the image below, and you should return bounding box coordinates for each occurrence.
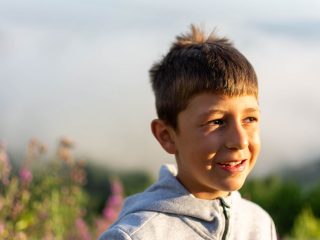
[99,25,277,240]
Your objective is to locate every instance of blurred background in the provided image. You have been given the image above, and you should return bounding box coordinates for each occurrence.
[1,0,320,239]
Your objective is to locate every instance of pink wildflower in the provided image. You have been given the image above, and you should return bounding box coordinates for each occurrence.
[0,142,11,185]
[19,168,32,185]
[103,207,116,220]
[71,161,87,185]
[25,138,47,164]
[108,195,122,208]
[95,179,124,237]
[101,179,124,221]
[95,218,111,238]
[57,137,75,165]
[111,179,123,195]
[75,217,91,240]
[0,222,5,235]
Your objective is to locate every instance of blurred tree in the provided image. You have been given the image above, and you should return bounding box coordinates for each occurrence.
[241,176,303,237]
[83,163,154,217]
[83,162,112,217]
[118,171,154,197]
[305,183,320,218]
[290,207,320,238]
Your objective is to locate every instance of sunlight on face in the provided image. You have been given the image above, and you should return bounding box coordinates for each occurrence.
[172,93,260,199]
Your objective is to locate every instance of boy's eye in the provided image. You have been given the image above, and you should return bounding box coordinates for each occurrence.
[207,119,225,126]
[243,117,258,124]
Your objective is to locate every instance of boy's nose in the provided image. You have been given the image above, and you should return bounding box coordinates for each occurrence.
[224,124,249,150]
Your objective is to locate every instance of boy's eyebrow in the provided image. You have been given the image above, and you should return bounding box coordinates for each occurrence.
[205,109,226,115]
[200,107,260,117]
[199,109,227,118]
[243,107,260,113]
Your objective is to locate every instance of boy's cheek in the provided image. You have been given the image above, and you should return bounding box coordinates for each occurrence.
[198,139,220,155]
[250,133,261,155]
[253,131,261,146]
[249,128,260,144]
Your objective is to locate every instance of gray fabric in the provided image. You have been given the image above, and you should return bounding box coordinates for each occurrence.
[99,164,277,240]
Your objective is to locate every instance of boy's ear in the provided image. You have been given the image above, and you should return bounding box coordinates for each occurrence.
[151,119,176,154]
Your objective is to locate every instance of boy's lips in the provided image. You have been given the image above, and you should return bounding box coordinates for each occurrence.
[216,159,247,173]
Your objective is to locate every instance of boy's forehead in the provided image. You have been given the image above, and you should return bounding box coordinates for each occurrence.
[187,93,259,113]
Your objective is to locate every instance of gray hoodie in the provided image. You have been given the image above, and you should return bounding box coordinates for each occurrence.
[99,164,277,240]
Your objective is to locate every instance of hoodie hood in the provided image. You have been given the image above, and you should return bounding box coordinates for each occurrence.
[117,164,240,222]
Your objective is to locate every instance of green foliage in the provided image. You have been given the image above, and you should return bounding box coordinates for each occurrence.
[83,163,154,217]
[83,162,112,216]
[0,162,88,239]
[119,171,154,197]
[290,207,320,239]
[0,138,155,239]
[241,175,320,238]
[305,183,320,218]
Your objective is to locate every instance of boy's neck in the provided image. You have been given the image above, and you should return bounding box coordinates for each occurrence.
[176,175,230,200]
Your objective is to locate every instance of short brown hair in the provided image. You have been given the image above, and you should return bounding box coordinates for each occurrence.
[149,24,258,129]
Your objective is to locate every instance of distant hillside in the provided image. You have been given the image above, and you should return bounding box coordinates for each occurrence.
[280,157,320,189]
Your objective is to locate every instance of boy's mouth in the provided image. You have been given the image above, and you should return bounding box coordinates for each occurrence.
[216,159,247,173]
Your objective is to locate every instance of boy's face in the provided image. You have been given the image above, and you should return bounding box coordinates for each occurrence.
[172,93,260,199]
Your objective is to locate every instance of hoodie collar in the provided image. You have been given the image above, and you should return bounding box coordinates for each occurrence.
[118,164,239,222]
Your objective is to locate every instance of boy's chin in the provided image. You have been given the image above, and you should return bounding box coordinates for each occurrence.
[219,178,246,192]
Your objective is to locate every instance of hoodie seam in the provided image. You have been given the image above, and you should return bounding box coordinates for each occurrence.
[129,212,159,237]
[116,227,133,240]
[180,217,216,240]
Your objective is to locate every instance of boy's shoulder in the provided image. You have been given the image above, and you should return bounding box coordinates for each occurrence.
[233,193,272,221]
[98,165,277,239]
[99,193,277,240]
[99,209,206,240]
[231,193,277,238]
[99,211,159,240]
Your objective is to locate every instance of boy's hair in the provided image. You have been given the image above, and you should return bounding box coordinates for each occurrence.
[149,24,258,129]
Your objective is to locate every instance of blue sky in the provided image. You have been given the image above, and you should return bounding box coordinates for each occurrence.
[1,0,320,175]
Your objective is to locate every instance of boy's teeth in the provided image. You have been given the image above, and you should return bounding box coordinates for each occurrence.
[227,162,238,166]
[221,161,240,166]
